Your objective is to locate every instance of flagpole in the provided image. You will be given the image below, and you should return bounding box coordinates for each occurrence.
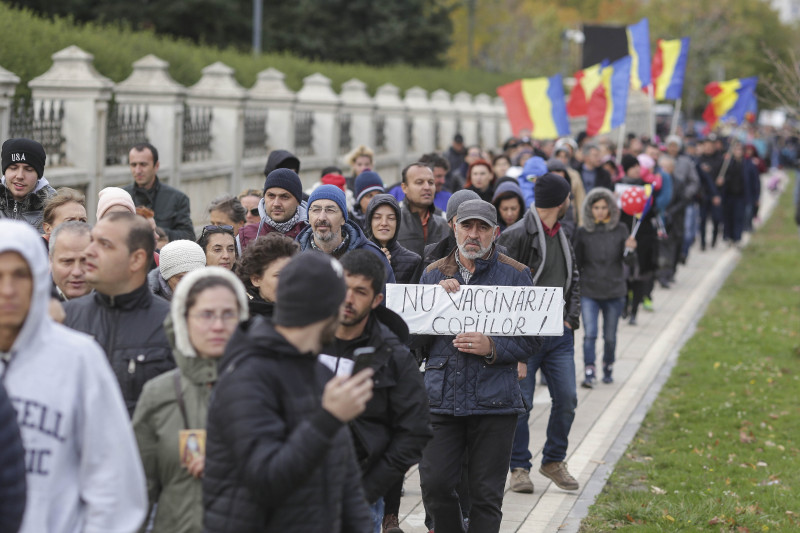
[648,84,656,140]
[616,123,626,162]
[669,98,682,136]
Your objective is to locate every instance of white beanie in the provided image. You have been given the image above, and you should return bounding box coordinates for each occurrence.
[97,187,136,219]
[159,240,207,280]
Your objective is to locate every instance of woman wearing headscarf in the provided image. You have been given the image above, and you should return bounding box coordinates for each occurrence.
[132,267,249,533]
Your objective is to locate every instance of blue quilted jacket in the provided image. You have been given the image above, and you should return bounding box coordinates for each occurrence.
[418,246,539,416]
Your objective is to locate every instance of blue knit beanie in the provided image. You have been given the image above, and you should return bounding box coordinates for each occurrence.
[263,168,303,204]
[354,171,385,203]
[308,184,348,221]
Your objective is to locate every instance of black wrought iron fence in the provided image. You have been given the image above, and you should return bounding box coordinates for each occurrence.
[9,99,66,165]
[106,101,148,166]
[294,111,314,157]
[182,105,213,162]
[374,115,387,154]
[339,113,352,155]
[244,109,268,158]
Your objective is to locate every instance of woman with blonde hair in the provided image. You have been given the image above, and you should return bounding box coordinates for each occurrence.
[344,144,375,192]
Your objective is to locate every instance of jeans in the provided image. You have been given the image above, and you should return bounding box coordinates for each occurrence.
[420,414,517,533]
[510,328,577,470]
[581,296,625,368]
[370,497,384,533]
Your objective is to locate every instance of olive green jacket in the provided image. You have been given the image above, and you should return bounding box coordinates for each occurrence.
[132,317,218,533]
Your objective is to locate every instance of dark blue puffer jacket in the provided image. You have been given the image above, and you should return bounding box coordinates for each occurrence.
[417,246,540,416]
[296,219,396,284]
[365,194,422,284]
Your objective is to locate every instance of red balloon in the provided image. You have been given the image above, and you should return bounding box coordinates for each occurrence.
[621,187,646,216]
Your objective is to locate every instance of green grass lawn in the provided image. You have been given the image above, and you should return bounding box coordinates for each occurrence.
[581,178,800,532]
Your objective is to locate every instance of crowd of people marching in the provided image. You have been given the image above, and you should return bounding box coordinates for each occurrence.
[0,123,793,533]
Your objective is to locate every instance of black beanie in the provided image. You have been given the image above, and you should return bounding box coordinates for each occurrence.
[621,154,640,173]
[2,138,46,179]
[534,173,571,209]
[263,168,303,204]
[273,252,346,328]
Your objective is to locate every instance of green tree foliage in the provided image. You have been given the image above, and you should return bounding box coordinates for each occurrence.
[0,3,512,97]
[7,0,452,67]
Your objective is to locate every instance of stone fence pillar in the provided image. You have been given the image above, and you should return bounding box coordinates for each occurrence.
[296,73,339,166]
[29,45,113,219]
[115,54,186,178]
[0,66,19,143]
[339,78,374,157]
[453,91,478,147]
[249,68,295,153]
[404,87,433,157]
[374,83,407,165]
[431,90,456,152]
[188,62,248,193]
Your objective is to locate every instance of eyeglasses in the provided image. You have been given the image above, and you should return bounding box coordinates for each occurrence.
[188,310,239,325]
[249,208,259,216]
[308,206,341,216]
[201,225,234,238]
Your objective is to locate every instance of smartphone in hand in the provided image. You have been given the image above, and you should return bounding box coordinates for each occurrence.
[352,347,376,374]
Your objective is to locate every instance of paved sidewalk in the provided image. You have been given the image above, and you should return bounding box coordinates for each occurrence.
[397,183,781,532]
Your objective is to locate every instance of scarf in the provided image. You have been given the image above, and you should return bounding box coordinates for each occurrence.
[263,209,302,234]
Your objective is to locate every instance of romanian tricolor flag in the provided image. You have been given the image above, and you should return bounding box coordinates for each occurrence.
[627,18,651,92]
[497,74,570,139]
[586,56,632,136]
[651,38,690,101]
[566,61,607,117]
[702,77,758,130]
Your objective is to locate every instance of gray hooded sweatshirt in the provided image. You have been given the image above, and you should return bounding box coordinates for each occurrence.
[0,219,146,533]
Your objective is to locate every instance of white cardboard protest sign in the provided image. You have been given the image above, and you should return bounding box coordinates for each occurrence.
[386,284,564,336]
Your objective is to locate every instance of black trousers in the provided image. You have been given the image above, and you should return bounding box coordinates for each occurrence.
[419,413,517,533]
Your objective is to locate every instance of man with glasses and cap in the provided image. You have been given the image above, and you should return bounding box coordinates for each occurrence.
[238,168,309,250]
[416,199,537,533]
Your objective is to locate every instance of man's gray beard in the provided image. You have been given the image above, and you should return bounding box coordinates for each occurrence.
[457,241,491,260]
[314,228,335,242]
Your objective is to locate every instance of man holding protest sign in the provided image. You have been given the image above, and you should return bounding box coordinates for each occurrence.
[497,172,581,494]
[415,199,537,533]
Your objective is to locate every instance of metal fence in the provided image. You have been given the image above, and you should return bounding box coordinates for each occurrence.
[374,114,387,154]
[182,105,213,162]
[406,117,414,151]
[294,110,314,157]
[106,101,148,166]
[339,113,352,155]
[9,99,67,165]
[243,109,268,159]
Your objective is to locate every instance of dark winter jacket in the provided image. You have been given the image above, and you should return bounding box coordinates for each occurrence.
[202,317,372,533]
[497,207,582,330]
[573,189,637,300]
[0,177,56,233]
[323,313,431,503]
[0,381,26,533]
[416,246,538,416]
[297,219,396,284]
[147,268,173,301]
[578,163,614,191]
[246,288,274,318]
[63,283,176,415]
[396,202,450,257]
[365,194,422,284]
[124,178,195,241]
